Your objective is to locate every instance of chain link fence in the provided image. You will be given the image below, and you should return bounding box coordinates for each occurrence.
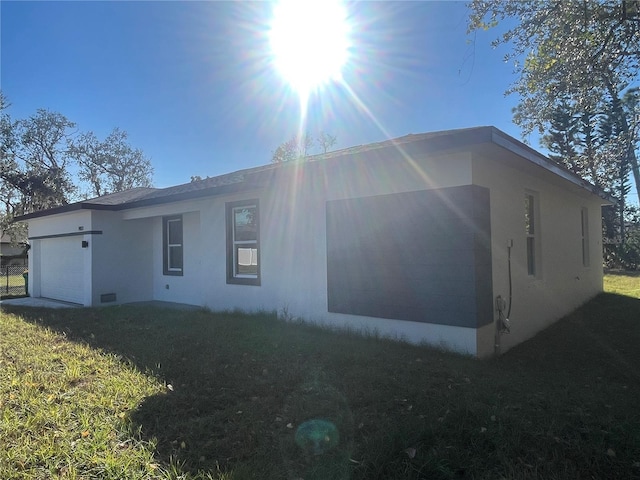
[1,265,28,297]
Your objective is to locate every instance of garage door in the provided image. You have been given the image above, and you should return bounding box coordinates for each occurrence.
[40,237,85,304]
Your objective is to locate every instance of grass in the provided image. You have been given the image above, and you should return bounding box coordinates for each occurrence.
[0,273,27,299]
[1,273,640,479]
[2,273,27,287]
[0,313,164,479]
[604,270,640,298]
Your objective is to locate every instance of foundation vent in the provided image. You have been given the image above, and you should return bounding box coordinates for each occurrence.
[100,293,117,303]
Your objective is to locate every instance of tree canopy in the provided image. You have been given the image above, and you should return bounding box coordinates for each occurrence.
[70,128,153,198]
[0,93,153,243]
[468,0,640,254]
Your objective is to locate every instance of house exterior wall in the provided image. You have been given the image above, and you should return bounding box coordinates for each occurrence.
[123,196,242,307]
[21,134,607,358]
[198,191,274,310]
[242,151,483,354]
[90,210,154,305]
[27,210,93,305]
[151,211,204,305]
[472,149,605,356]
[118,151,482,354]
[27,210,93,238]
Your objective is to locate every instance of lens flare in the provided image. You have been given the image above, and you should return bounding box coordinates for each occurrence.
[269,0,350,99]
[295,419,340,455]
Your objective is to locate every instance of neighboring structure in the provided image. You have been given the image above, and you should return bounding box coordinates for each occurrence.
[0,234,28,267]
[16,127,613,356]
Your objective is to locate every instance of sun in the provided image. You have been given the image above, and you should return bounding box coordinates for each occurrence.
[269,0,350,99]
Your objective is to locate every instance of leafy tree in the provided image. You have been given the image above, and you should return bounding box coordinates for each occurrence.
[271,138,298,163]
[469,1,640,263]
[0,92,154,244]
[468,0,640,204]
[604,204,640,269]
[538,99,631,239]
[0,94,27,243]
[10,109,77,211]
[271,133,314,163]
[0,92,13,160]
[540,104,579,171]
[70,128,153,198]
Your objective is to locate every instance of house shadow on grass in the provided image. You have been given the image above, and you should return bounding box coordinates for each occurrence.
[7,305,361,479]
[496,292,640,383]
[7,292,640,479]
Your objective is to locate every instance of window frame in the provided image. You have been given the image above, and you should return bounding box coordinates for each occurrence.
[226,199,260,286]
[163,215,184,276]
[524,191,541,278]
[581,207,590,267]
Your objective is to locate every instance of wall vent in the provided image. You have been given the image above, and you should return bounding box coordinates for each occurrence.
[100,293,117,303]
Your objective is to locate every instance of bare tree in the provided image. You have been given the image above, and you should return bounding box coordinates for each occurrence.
[271,131,337,163]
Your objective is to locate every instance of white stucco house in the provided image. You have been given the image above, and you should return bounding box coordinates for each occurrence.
[16,127,613,357]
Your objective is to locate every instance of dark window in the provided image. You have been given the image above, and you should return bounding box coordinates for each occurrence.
[163,216,183,276]
[226,200,260,285]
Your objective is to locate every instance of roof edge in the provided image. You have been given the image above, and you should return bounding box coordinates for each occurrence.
[14,202,111,222]
[14,126,616,223]
[118,181,261,210]
[489,127,617,205]
[13,181,261,222]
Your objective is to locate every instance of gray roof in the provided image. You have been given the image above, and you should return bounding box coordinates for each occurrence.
[81,187,159,206]
[15,126,614,221]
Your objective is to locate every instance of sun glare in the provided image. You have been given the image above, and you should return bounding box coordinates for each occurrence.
[269,0,350,100]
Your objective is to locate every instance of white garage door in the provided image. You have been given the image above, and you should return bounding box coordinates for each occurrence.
[40,236,85,304]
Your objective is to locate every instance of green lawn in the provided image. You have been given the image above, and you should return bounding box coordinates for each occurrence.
[0,273,27,299]
[3,274,26,287]
[604,270,640,298]
[1,273,640,479]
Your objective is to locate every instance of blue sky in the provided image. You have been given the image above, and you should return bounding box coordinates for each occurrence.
[2,1,525,188]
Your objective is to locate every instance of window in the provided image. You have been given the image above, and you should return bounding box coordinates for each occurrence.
[226,200,260,285]
[524,192,540,277]
[163,216,183,276]
[581,207,590,267]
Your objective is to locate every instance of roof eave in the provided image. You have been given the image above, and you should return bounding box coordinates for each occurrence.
[119,181,261,210]
[489,127,617,205]
[13,202,114,222]
[14,126,616,223]
[14,180,262,222]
